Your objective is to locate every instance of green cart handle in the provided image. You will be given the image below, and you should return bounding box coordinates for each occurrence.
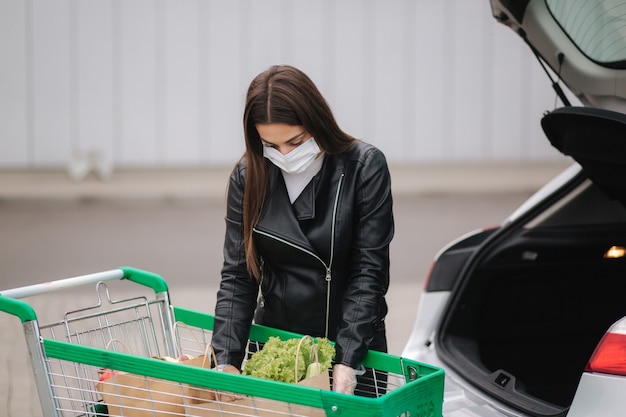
[0,267,168,322]
[120,266,169,293]
[0,296,37,323]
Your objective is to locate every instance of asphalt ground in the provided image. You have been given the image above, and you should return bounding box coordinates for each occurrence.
[0,161,571,416]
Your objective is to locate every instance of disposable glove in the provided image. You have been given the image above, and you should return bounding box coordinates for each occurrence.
[216,364,241,402]
[332,364,357,395]
[216,364,240,374]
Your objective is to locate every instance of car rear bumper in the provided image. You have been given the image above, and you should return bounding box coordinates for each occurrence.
[567,372,626,417]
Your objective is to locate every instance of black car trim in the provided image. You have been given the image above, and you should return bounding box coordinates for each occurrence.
[497,0,530,24]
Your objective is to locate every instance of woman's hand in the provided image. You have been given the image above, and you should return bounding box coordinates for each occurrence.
[219,364,240,374]
[332,364,357,394]
[216,364,242,402]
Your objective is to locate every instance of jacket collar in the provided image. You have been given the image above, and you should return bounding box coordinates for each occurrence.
[291,177,316,220]
[255,165,317,251]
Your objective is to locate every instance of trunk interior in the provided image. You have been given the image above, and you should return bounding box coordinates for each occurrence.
[439,181,626,413]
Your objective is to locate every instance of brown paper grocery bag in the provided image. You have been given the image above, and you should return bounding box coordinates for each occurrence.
[185,394,327,417]
[297,369,330,390]
[95,337,216,416]
[97,372,188,417]
[169,321,218,403]
[294,335,331,390]
[95,339,186,417]
[96,360,217,416]
[181,344,218,403]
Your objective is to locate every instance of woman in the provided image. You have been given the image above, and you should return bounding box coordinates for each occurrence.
[211,65,394,395]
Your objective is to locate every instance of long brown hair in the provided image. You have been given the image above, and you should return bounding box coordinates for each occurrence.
[242,65,356,280]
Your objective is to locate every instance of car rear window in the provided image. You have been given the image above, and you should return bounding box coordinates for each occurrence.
[546,0,626,68]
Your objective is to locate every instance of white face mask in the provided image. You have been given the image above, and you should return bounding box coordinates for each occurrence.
[262,137,321,174]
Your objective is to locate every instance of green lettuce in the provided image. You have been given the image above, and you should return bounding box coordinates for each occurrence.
[242,336,335,383]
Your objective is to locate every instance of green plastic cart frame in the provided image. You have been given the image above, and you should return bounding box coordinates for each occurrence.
[0,267,444,417]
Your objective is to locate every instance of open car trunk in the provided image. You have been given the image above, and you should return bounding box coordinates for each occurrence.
[437,107,626,416]
[438,189,626,415]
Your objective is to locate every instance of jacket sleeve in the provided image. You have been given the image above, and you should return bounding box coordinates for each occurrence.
[335,148,394,368]
[211,163,259,369]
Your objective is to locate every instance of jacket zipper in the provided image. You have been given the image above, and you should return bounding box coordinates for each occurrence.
[253,173,344,338]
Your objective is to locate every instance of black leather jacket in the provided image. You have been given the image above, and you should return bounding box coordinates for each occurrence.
[212,140,394,369]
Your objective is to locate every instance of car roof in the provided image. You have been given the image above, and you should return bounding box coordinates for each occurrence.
[490,0,626,113]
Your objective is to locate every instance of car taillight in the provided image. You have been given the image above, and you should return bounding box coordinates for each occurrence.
[422,261,435,291]
[586,317,626,376]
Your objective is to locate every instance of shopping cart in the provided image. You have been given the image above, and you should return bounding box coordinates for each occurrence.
[0,267,444,417]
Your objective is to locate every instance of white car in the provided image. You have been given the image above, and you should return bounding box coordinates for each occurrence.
[402,1,626,416]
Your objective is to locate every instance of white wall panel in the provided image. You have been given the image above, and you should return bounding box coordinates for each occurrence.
[0,0,29,166]
[197,0,211,163]
[205,0,245,164]
[290,2,332,96]
[398,0,419,161]
[0,0,566,171]
[450,0,488,161]
[370,1,406,160]
[490,23,527,160]
[333,0,367,142]
[413,0,446,162]
[162,0,200,165]
[478,6,497,160]
[117,0,158,166]
[31,0,72,166]
[74,0,114,162]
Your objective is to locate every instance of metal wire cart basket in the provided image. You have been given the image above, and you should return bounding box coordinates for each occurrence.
[0,267,444,417]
